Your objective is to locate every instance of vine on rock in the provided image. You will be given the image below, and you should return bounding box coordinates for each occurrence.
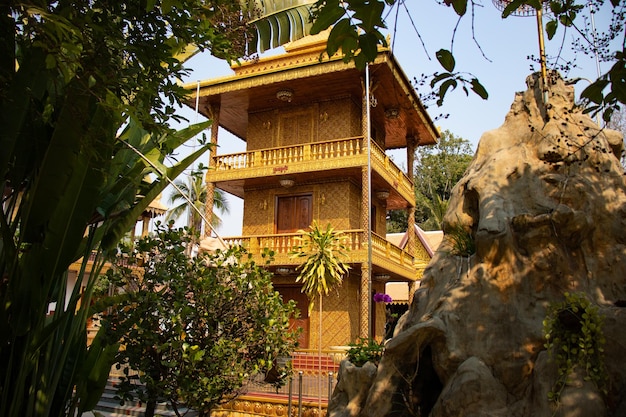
[543,292,608,403]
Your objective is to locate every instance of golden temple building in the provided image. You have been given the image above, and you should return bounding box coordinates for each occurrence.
[183,33,439,350]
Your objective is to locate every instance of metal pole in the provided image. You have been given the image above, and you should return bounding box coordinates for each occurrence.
[328,371,334,400]
[287,375,293,416]
[536,8,549,107]
[298,371,303,417]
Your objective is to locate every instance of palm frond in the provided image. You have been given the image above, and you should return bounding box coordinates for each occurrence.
[244,0,316,54]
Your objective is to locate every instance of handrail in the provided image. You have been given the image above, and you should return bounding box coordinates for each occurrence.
[369,140,414,187]
[212,136,364,171]
[222,230,411,266]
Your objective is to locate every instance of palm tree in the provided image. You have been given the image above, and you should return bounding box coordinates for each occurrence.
[423,193,449,230]
[166,171,229,233]
[290,221,350,412]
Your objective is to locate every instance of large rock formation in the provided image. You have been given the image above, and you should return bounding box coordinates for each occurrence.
[328,72,626,417]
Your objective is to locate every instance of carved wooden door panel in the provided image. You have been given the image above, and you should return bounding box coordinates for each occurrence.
[275,194,312,233]
[278,110,314,147]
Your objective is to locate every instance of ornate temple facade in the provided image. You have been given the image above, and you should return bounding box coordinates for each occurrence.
[184,33,438,349]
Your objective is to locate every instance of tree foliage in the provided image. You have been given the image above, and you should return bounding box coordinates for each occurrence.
[166,168,230,230]
[310,0,624,113]
[0,2,294,416]
[414,130,473,230]
[99,224,298,416]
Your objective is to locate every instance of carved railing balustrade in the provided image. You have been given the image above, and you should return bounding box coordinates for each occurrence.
[222,229,417,280]
[209,137,414,204]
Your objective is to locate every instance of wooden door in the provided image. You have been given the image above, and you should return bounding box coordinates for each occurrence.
[278,286,310,349]
[275,194,312,233]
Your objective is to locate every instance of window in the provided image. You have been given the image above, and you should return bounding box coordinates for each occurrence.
[275,194,313,233]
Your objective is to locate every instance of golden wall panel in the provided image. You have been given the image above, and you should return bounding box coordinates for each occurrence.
[248,112,276,150]
[348,182,362,229]
[307,274,360,348]
[318,98,360,140]
[242,189,275,235]
[317,181,352,231]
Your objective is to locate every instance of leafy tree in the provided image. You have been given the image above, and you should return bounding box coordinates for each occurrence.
[166,168,230,231]
[0,2,311,416]
[100,223,298,417]
[414,130,473,230]
[386,209,408,234]
[291,222,351,315]
[309,0,624,115]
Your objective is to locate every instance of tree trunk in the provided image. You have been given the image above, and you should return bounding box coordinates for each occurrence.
[145,399,157,417]
[318,295,323,415]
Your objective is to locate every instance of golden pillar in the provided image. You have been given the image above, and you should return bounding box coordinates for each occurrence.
[360,167,371,337]
[359,75,371,338]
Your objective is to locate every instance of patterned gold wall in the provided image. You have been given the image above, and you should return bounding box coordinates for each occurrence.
[301,272,389,348]
[244,181,357,235]
[318,98,361,140]
[317,181,354,231]
[242,189,275,235]
[307,273,360,348]
[246,98,361,152]
[247,111,275,150]
[348,182,362,229]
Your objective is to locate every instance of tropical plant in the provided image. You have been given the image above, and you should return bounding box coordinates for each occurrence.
[166,168,230,231]
[291,222,351,314]
[245,0,317,54]
[1,2,268,416]
[443,220,476,258]
[99,224,298,416]
[346,337,385,367]
[422,193,450,231]
[290,221,350,412]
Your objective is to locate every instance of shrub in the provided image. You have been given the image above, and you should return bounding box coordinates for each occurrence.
[346,337,385,367]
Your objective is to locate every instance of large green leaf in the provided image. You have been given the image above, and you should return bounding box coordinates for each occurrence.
[100,121,212,250]
[245,0,316,53]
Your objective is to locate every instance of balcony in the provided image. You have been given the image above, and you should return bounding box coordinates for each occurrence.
[223,229,418,281]
[208,137,415,209]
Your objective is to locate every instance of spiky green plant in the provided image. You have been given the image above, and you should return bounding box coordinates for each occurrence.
[291,221,350,314]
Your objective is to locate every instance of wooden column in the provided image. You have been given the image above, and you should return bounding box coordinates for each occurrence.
[203,103,220,238]
[407,136,418,304]
[406,136,417,257]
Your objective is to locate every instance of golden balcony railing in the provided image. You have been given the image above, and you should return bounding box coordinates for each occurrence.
[208,137,414,204]
[213,137,363,171]
[222,229,417,280]
[369,141,414,199]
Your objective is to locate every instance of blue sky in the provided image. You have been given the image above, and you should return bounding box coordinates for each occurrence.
[167,1,615,237]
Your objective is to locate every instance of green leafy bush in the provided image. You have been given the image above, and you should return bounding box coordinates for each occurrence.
[346,337,385,367]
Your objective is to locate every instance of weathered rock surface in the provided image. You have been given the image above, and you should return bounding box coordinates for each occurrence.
[328,72,626,417]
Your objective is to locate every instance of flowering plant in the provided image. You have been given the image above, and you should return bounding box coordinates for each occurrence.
[373,292,392,303]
